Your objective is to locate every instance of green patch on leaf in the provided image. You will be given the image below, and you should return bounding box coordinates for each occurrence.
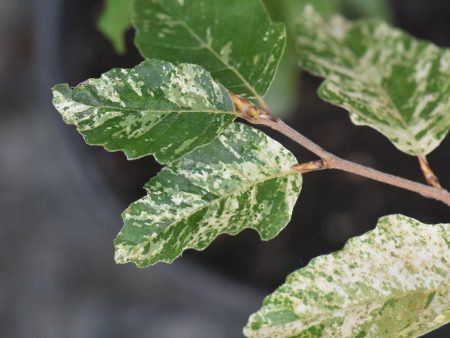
[52,59,236,164]
[114,123,302,268]
[296,6,450,157]
[133,0,286,103]
[97,0,133,54]
[244,214,450,337]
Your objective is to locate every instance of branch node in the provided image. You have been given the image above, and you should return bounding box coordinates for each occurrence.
[293,160,329,173]
[418,156,442,189]
[229,91,277,122]
[231,92,450,207]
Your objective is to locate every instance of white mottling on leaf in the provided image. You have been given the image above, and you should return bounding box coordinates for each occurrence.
[220,42,233,64]
[52,88,93,124]
[245,215,450,338]
[205,27,213,47]
[297,6,450,156]
[51,59,236,164]
[114,123,302,268]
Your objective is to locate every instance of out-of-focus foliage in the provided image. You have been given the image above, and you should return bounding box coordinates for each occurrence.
[262,0,392,116]
[296,6,450,157]
[97,0,133,54]
[341,0,392,21]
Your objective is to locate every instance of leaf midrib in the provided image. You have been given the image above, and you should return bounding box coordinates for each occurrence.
[178,21,262,101]
[62,97,238,116]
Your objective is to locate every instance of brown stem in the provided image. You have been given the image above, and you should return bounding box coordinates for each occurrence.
[229,91,450,206]
[418,156,442,189]
[258,118,450,206]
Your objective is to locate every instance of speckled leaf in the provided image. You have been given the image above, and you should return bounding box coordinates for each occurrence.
[245,214,450,338]
[97,0,133,54]
[296,6,450,156]
[133,0,286,103]
[52,59,236,164]
[115,123,302,268]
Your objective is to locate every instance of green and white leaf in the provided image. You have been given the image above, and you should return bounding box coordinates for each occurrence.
[97,0,133,54]
[115,123,302,268]
[245,214,450,338]
[52,59,236,164]
[296,6,450,156]
[133,0,286,103]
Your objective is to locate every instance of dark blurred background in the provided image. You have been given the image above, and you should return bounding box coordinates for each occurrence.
[0,0,449,337]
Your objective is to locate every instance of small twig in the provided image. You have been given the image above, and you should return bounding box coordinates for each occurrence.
[418,156,442,189]
[267,119,450,206]
[229,92,450,207]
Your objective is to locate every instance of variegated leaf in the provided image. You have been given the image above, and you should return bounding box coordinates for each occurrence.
[134,0,286,103]
[245,214,450,338]
[115,123,302,268]
[52,59,236,164]
[296,6,450,157]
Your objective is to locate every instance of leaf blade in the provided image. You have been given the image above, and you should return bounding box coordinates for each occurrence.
[114,123,302,267]
[244,214,450,338]
[134,0,286,102]
[52,59,236,164]
[296,6,450,156]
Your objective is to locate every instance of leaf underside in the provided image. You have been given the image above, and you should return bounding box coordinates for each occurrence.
[114,123,302,268]
[134,0,286,102]
[296,6,450,157]
[245,214,450,338]
[52,59,236,164]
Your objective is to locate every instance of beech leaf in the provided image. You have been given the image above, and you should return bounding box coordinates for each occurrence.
[52,59,236,164]
[296,6,450,157]
[134,0,286,103]
[245,214,450,338]
[114,123,302,267]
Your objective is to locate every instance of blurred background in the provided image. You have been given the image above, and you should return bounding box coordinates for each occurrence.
[0,0,449,337]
